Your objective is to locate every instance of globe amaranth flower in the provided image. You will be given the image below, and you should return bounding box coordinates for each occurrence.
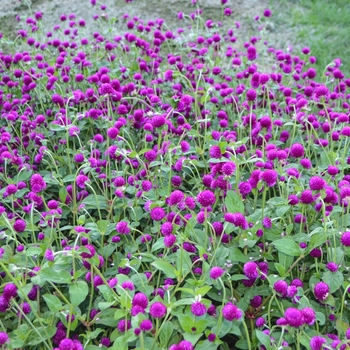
[76,174,89,189]
[260,169,278,187]
[140,319,153,331]
[0,332,9,345]
[302,307,316,325]
[147,204,166,220]
[3,283,18,300]
[168,190,184,206]
[274,280,288,296]
[314,282,329,301]
[149,301,167,318]
[116,221,130,234]
[309,176,326,191]
[197,190,216,207]
[243,262,259,279]
[340,231,350,246]
[30,173,47,193]
[209,266,224,279]
[290,143,305,158]
[222,302,242,321]
[310,336,327,350]
[191,301,207,316]
[224,212,248,229]
[284,308,304,327]
[13,218,26,232]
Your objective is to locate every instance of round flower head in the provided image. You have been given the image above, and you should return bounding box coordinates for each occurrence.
[116,221,130,234]
[191,301,207,316]
[209,266,224,279]
[222,302,242,321]
[256,317,265,327]
[76,174,89,189]
[340,231,350,246]
[3,283,18,300]
[150,207,165,221]
[260,170,278,187]
[149,302,167,318]
[169,190,184,206]
[196,190,216,207]
[274,280,288,296]
[178,340,194,350]
[290,143,305,158]
[0,332,9,345]
[222,162,236,176]
[302,307,316,325]
[309,176,326,191]
[310,336,327,350]
[140,319,153,331]
[243,261,259,279]
[326,262,338,272]
[314,282,329,301]
[30,173,47,193]
[224,212,248,229]
[132,293,148,309]
[284,308,304,327]
[13,219,26,233]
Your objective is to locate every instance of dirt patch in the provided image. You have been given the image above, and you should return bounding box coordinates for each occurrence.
[0,0,269,38]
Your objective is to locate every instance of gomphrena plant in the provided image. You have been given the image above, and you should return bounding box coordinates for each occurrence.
[0,0,350,349]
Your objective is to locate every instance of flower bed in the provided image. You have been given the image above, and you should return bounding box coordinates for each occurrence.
[0,1,350,349]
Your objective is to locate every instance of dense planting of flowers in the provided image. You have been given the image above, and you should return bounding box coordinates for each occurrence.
[1,0,350,349]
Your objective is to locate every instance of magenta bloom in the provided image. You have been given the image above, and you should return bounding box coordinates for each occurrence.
[210,266,224,279]
[196,190,216,207]
[284,308,304,327]
[290,143,305,158]
[243,262,259,279]
[314,282,329,301]
[222,302,242,321]
[3,283,18,300]
[0,332,9,345]
[150,207,166,221]
[132,293,149,309]
[169,190,184,206]
[224,212,248,229]
[13,219,26,233]
[30,173,47,193]
[190,301,207,316]
[140,319,153,331]
[116,221,130,234]
[340,231,350,246]
[310,336,327,350]
[260,170,278,187]
[302,307,316,325]
[149,302,167,318]
[76,174,89,189]
[309,176,326,191]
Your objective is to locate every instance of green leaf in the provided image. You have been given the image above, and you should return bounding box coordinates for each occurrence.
[178,314,194,333]
[274,263,286,277]
[82,194,108,209]
[27,326,56,346]
[228,247,249,263]
[195,285,212,296]
[225,190,244,214]
[231,274,249,281]
[69,280,88,306]
[255,330,272,349]
[272,238,301,256]
[151,259,177,278]
[43,294,62,313]
[276,205,290,217]
[309,232,326,250]
[40,267,71,284]
[323,271,344,293]
[159,321,173,347]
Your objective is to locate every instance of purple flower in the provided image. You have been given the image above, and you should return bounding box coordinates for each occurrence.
[284,308,304,327]
[13,219,26,232]
[274,280,288,296]
[3,283,18,300]
[117,319,131,332]
[149,302,167,318]
[191,301,207,316]
[290,143,304,158]
[0,332,9,345]
[164,234,176,248]
[222,302,242,321]
[224,212,248,229]
[150,207,166,221]
[76,174,89,189]
[314,282,329,301]
[169,190,184,206]
[309,176,326,191]
[209,266,224,279]
[302,307,316,325]
[340,231,350,246]
[30,173,47,193]
[243,262,259,279]
[44,249,54,261]
[326,262,338,272]
[260,170,278,187]
[140,319,153,331]
[256,317,265,327]
[116,221,130,234]
[310,336,327,350]
[197,190,216,207]
[132,293,148,309]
